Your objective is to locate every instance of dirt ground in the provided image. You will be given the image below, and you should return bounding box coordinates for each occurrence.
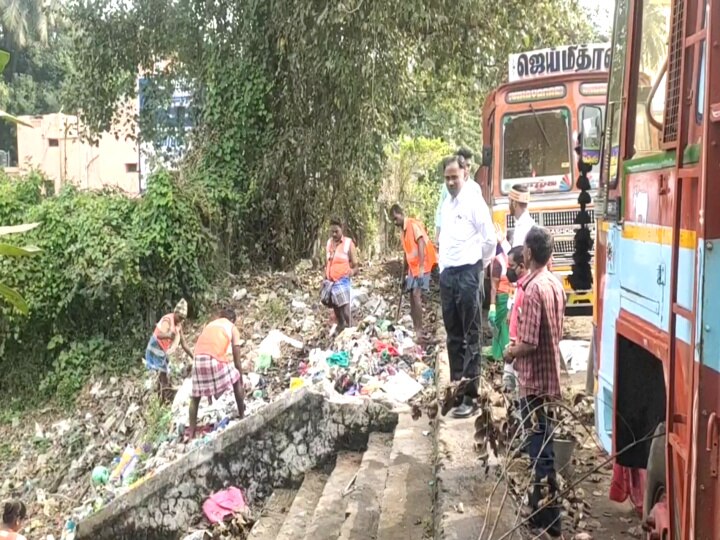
[559,316,641,540]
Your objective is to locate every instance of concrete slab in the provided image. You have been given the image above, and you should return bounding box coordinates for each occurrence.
[304,451,363,540]
[247,488,297,539]
[339,432,393,540]
[433,326,518,540]
[377,408,434,540]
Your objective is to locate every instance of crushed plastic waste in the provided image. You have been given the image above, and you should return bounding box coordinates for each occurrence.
[559,339,590,374]
[0,261,436,539]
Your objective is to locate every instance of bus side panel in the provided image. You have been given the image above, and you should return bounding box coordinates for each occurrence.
[694,239,720,539]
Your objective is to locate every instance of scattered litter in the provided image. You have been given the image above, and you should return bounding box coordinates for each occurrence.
[1,261,439,539]
[258,330,303,359]
[382,371,424,403]
[232,288,248,301]
[182,531,210,540]
[203,486,247,524]
[560,339,590,373]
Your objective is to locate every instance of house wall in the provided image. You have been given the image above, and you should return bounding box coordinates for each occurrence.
[13,112,140,195]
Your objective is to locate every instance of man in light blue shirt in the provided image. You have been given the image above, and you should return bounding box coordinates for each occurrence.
[435,148,473,244]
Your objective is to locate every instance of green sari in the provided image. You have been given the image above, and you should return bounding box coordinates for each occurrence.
[490,292,510,361]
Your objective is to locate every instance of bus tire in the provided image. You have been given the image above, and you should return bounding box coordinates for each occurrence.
[643,422,666,520]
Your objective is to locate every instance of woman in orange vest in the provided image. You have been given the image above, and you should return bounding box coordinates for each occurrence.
[0,500,27,540]
[145,298,194,400]
[325,219,358,333]
[189,307,245,439]
[391,204,437,339]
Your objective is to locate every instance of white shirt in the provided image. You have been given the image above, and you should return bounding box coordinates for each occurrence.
[438,181,496,272]
[512,210,536,248]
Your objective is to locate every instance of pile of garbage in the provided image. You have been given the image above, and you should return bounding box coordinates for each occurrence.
[290,315,435,405]
[0,259,430,539]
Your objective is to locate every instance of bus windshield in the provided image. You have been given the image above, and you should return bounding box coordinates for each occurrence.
[501,108,572,194]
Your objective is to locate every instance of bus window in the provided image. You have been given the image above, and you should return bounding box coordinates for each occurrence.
[602,0,630,189]
[697,1,708,123]
[631,0,671,157]
[501,108,572,194]
[580,105,605,165]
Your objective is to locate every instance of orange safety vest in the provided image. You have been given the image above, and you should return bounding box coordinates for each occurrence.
[495,250,513,295]
[326,237,354,281]
[153,313,176,352]
[402,218,437,277]
[194,318,235,363]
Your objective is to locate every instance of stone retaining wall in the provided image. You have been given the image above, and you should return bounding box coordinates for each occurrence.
[76,388,397,540]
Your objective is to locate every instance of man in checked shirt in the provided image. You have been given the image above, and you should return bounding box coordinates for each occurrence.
[504,226,566,538]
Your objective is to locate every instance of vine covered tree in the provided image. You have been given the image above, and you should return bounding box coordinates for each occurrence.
[63,0,598,267]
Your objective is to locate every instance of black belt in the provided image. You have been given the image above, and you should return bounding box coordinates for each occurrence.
[441,259,482,274]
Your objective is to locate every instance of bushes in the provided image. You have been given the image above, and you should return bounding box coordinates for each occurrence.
[380,137,452,244]
[0,170,216,406]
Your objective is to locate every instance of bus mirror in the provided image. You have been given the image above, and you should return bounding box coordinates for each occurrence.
[580,106,603,166]
[481,145,492,167]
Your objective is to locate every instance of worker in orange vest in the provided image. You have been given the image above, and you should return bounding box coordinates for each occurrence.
[189,307,245,439]
[391,204,438,340]
[324,218,359,334]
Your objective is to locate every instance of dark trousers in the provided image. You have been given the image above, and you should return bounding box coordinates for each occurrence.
[439,261,482,399]
[521,395,561,536]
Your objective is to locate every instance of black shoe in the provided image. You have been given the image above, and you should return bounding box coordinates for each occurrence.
[451,397,478,418]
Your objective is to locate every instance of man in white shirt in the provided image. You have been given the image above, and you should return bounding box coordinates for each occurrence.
[435,148,474,245]
[438,154,496,418]
[509,184,535,248]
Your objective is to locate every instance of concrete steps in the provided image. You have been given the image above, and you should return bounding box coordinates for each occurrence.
[250,412,435,540]
[304,451,364,540]
[338,432,393,540]
[275,470,329,540]
[377,409,434,540]
[246,488,297,539]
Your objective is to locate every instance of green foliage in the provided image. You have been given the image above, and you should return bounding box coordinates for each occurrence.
[39,338,111,407]
[0,29,71,163]
[144,395,172,444]
[0,221,40,313]
[384,137,452,233]
[0,171,216,404]
[62,0,597,267]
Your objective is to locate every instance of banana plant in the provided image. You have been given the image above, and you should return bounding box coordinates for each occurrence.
[0,223,41,313]
[0,49,32,127]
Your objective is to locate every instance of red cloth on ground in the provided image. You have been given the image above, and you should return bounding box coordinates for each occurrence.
[609,463,646,514]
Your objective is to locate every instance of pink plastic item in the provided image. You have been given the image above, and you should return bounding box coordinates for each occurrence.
[202,486,247,524]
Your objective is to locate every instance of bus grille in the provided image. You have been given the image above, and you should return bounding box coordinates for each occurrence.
[505,209,595,229]
[553,239,575,255]
[505,208,596,265]
[505,212,542,229]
